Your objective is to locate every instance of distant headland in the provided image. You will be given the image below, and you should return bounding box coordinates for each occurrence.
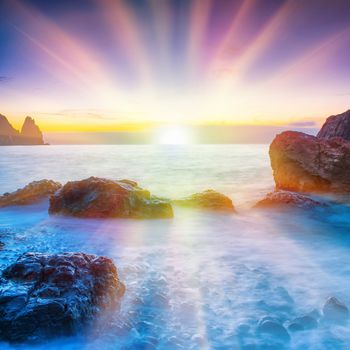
[0,114,44,145]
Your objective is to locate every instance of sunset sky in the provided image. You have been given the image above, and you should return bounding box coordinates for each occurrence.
[0,0,350,136]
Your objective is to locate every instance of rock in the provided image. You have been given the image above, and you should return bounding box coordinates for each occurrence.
[0,114,18,136]
[288,323,304,332]
[0,252,125,342]
[172,189,235,212]
[323,297,349,323]
[288,315,318,331]
[317,110,350,141]
[20,116,44,145]
[254,190,326,210]
[0,180,62,208]
[0,114,45,145]
[269,131,350,193]
[49,177,173,219]
[257,318,290,341]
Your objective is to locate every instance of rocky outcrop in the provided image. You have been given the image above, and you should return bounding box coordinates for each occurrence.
[317,110,350,141]
[0,180,61,208]
[172,189,235,212]
[269,131,350,193]
[0,252,125,342]
[0,114,44,145]
[49,177,173,219]
[20,116,44,145]
[254,190,326,210]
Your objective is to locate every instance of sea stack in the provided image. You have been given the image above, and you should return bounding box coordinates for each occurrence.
[0,114,44,145]
[20,116,44,145]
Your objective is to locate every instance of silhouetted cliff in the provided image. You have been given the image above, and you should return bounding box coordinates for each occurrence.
[0,114,44,145]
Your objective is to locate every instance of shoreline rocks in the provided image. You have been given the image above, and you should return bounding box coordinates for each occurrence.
[172,189,235,212]
[254,190,326,210]
[49,177,173,219]
[0,252,125,342]
[269,131,350,193]
[317,109,350,141]
[0,180,62,208]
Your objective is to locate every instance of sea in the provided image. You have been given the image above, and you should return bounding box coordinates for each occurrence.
[0,145,350,350]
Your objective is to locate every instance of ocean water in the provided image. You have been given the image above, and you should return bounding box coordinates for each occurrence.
[0,145,350,350]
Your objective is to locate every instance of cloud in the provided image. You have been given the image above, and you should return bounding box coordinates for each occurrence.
[287,121,317,127]
[0,76,11,83]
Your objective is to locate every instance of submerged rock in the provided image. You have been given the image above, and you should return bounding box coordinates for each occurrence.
[323,297,349,323]
[0,180,62,208]
[288,315,318,332]
[172,189,235,212]
[317,110,350,141]
[254,190,325,210]
[49,177,173,219]
[269,131,350,193]
[257,318,290,341]
[0,252,125,342]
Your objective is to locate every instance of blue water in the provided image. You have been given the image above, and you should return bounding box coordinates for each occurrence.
[0,145,350,350]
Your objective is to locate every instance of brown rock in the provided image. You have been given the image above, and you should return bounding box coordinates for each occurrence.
[317,110,350,141]
[269,131,350,193]
[0,180,62,208]
[173,189,235,212]
[254,190,325,210]
[49,177,173,219]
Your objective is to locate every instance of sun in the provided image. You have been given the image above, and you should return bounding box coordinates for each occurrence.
[156,125,193,145]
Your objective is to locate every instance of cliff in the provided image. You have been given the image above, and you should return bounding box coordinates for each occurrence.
[0,115,44,145]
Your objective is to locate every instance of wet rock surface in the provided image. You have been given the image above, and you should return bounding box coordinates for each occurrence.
[323,297,349,323]
[0,252,125,342]
[254,190,326,210]
[0,180,62,208]
[49,177,173,219]
[172,189,235,212]
[317,109,350,141]
[269,131,350,193]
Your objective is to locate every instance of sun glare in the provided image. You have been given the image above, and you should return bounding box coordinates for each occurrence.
[156,125,193,145]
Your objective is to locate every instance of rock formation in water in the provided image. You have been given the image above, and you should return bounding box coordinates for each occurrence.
[0,114,44,145]
[269,131,350,193]
[317,109,350,140]
[323,297,349,323]
[173,189,235,212]
[0,252,125,342]
[254,190,326,210]
[49,177,174,219]
[20,116,44,145]
[0,180,62,207]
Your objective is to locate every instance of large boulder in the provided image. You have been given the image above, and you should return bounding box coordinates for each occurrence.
[0,180,62,208]
[317,110,350,141]
[172,189,235,212]
[254,190,326,210]
[269,131,350,193]
[49,177,173,219]
[0,252,125,342]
